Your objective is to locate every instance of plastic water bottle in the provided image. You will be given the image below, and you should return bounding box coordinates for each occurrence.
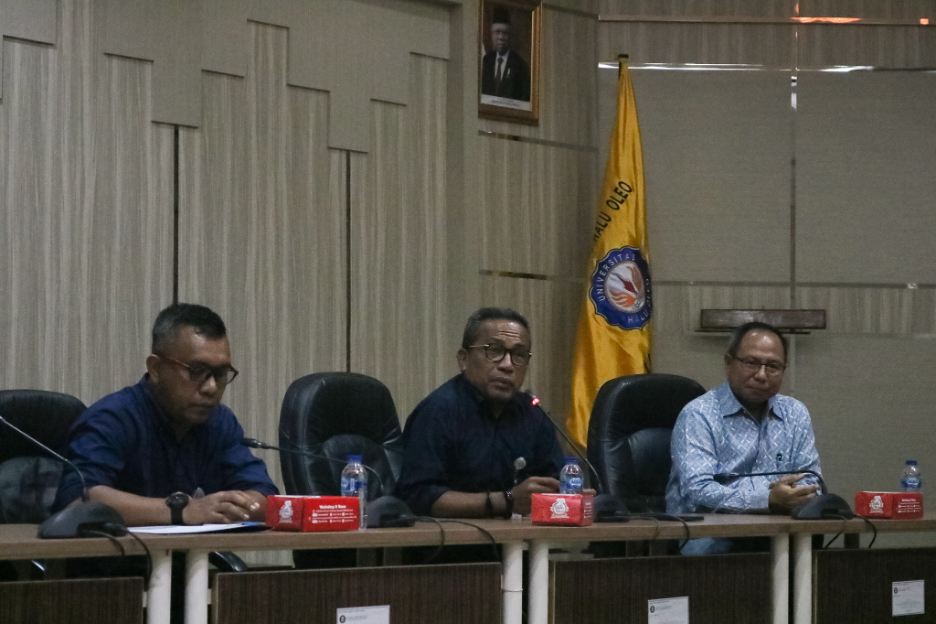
[559,457,584,495]
[901,460,922,492]
[341,454,367,528]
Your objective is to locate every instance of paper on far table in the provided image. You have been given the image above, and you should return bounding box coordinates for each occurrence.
[129,521,263,535]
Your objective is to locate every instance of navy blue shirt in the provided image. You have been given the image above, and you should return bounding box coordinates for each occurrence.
[53,377,278,510]
[396,375,564,516]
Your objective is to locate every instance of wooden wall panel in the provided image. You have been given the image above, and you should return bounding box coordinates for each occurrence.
[178,22,347,504]
[0,1,173,404]
[598,22,795,66]
[598,0,794,17]
[349,55,451,422]
[478,137,596,278]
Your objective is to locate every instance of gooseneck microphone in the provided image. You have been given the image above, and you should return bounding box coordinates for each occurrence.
[0,415,127,538]
[525,393,630,522]
[713,469,854,519]
[241,437,415,528]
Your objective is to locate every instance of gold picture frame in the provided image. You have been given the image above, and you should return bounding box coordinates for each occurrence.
[478,0,541,125]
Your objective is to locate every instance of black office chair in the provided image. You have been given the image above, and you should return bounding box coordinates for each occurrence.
[587,373,706,514]
[0,389,88,580]
[278,372,404,568]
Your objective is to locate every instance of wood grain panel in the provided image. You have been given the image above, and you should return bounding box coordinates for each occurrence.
[797,286,936,335]
[800,0,936,18]
[598,22,796,66]
[478,137,596,278]
[0,2,173,404]
[798,24,936,68]
[652,284,792,334]
[814,548,936,624]
[599,0,795,17]
[0,577,144,624]
[178,24,346,566]
[214,563,500,624]
[349,54,451,421]
[479,275,581,428]
[553,554,771,624]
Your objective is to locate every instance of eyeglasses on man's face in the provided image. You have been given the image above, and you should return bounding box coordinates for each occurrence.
[157,354,239,386]
[466,343,532,367]
[730,355,786,378]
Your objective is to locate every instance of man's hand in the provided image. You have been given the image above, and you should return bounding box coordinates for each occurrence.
[768,473,820,514]
[510,476,560,515]
[183,490,261,525]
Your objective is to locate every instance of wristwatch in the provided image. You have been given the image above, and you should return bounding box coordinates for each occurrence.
[165,491,190,525]
[503,490,514,519]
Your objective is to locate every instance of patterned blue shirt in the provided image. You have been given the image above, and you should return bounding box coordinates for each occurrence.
[666,382,821,515]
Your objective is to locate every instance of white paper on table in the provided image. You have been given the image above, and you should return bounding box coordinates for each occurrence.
[648,596,689,624]
[129,521,262,535]
[336,605,390,624]
[893,580,925,616]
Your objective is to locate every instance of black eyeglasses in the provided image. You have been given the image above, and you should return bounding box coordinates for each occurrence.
[730,355,786,378]
[157,355,239,386]
[466,343,532,367]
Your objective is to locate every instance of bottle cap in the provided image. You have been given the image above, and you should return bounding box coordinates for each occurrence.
[565,457,579,464]
[906,460,918,465]
[348,455,363,463]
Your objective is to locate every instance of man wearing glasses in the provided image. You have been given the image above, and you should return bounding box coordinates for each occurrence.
[666,321,821,553]
[397,307,563,519]
[53,303,277,526]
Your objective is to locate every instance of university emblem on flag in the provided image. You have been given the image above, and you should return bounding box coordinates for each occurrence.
[589,246,652,329]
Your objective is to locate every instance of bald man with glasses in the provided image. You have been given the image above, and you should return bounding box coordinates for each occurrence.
[396,307,564,519]
[53,303,277,526]
[666,321,822,554]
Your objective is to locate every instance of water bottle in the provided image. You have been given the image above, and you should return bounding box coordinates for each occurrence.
[341,454,367,528]
[559,457,583,495]
[901,460,922,493]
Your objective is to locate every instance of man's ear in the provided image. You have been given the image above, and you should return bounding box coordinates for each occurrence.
[146,354,162,382]
[456,349,468,372]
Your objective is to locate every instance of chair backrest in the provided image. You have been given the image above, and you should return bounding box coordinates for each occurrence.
[0,390,88,523]
[278,372,403,500]
[587,374,705,513]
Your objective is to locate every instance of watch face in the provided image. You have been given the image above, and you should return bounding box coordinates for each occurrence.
[166,492,188,508]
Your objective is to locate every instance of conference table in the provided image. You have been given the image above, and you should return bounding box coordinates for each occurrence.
[2,513,934,624]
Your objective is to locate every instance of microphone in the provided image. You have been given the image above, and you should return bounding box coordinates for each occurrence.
[242,437,415,528]
[712,469,854,519]
[0,415,126,538]
[526,393,629,523]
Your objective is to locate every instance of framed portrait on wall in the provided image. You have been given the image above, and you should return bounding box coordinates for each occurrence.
[478,0,541,125]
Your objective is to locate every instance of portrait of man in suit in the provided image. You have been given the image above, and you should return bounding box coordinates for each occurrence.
[480,6,531,103]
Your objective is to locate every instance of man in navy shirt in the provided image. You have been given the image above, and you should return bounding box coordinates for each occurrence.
[397,307,563,517]
[54,303,277,526]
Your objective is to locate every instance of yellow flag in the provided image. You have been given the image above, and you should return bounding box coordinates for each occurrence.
[567,57,652,447]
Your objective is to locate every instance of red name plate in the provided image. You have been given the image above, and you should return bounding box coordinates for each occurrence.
[855,491,923,519]
[266,495,360,531]
[531,493,594,526]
